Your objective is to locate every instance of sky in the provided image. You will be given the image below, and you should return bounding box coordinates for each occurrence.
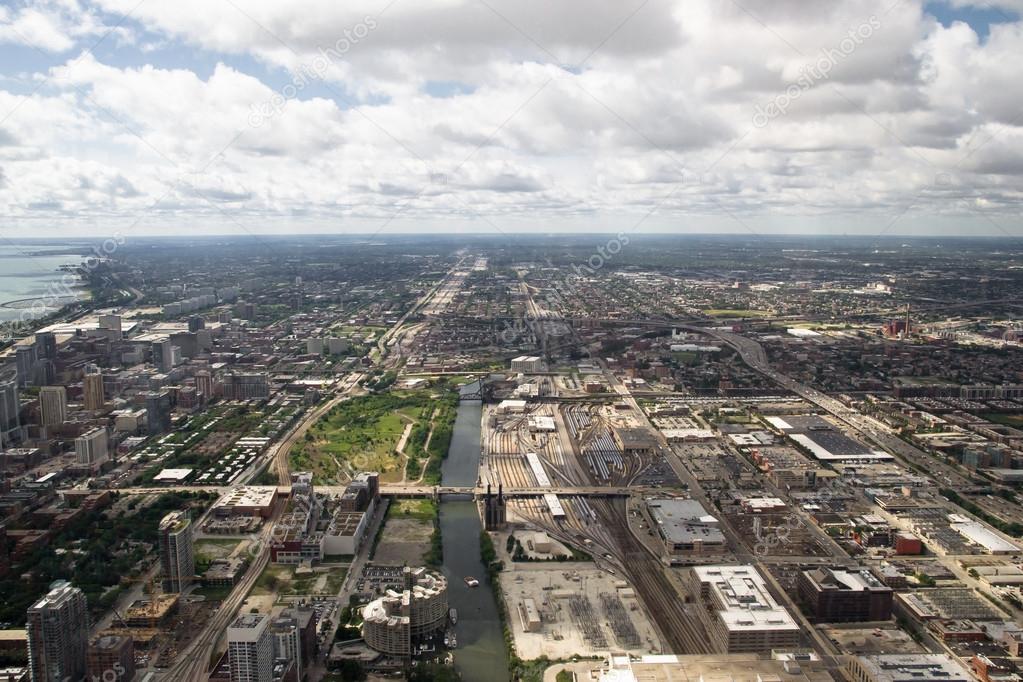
[0,0,1022,238]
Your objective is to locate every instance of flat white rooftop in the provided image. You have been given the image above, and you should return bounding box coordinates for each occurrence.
[692,565,799,633]
[950,520,1020,554]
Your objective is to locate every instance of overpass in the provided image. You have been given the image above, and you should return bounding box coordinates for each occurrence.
[111,484,636,499]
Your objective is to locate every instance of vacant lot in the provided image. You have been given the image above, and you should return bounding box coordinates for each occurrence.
[253,564,349,598]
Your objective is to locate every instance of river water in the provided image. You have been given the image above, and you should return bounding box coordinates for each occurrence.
[440,384,511,681]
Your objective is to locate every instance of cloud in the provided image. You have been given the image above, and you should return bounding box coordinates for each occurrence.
[0,1,133,53]
[0,0,1020,235]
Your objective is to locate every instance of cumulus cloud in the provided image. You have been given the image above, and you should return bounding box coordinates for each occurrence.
[0,0,1020,235]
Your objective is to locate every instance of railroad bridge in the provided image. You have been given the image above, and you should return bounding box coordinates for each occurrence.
[377,485,634,500]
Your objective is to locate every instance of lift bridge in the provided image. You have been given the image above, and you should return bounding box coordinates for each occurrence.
[457,379,492,401]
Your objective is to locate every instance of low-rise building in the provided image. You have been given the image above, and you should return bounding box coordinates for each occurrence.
[846,655,970,682]
[646,499,725,556]
[687,565,800,653]
[797,567,893,623]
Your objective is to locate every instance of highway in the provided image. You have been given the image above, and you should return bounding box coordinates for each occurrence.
[692,325,973,489]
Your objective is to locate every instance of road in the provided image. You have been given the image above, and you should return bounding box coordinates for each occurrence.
[599,357,843,661]
[160,259,471,680]
[691,326,973,488]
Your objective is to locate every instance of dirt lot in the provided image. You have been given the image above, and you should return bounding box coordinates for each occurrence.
[373,518,431,565]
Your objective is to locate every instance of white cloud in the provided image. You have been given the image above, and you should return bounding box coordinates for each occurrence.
[0,1,133,53]
[0,0,1021,235]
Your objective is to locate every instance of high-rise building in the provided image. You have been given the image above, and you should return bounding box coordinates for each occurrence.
[228,613,273,682]
[98,314,123,340]
[86,634,135,682]
[35,332,58,361]
[39,386,68,428]
[145,391,172,434]
[362,567,448,657]
[27,581,88,682]
[270,613,302,681]
[75,427,110,469]
[158,511,194,593]
[195,370,214,401]
[14,344,37,387]
[83,369,105,411]
[151,339,176,372]
[0,367,21,449]
[0,525,9,577]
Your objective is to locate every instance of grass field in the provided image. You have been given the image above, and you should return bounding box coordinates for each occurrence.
[290,389,457,485]
[388,498,438,521]
[194,538,241,563]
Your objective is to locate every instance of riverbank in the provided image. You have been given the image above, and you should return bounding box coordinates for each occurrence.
[440,389,510,681]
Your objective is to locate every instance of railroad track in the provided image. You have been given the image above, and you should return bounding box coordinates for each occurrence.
[593,499,711,654]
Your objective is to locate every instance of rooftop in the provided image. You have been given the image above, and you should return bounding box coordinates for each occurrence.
[692,565,799,633]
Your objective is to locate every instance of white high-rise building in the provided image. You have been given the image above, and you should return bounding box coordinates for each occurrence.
[228,613,274,682]
[75,427,109,468]
[39,386,68,427]
[27,581,88,682]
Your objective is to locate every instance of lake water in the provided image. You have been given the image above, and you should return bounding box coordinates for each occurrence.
[0,244,86,322]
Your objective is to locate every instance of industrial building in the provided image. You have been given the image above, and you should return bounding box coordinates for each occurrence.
[594,652,834,682]
[214,486,278,518]
[511,355,544,374]
[612,427,657,456]
[797,567,893,623]
[483,484,507,530]
[645,498,725,556]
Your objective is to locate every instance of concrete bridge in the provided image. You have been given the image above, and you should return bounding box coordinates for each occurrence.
[112,484,636,500]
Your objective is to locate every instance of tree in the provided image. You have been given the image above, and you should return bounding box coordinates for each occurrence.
[333,660,367,681]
